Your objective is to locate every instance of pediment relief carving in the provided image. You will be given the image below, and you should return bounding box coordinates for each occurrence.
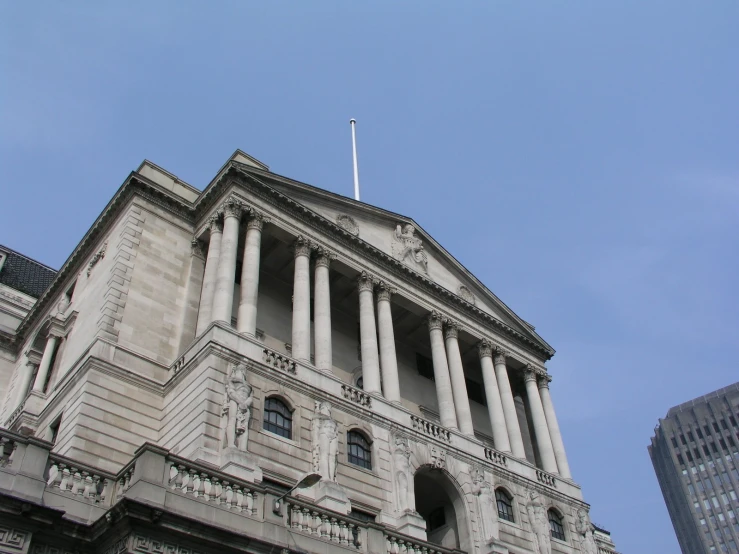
[391,224,428,275]
[458,285,476,305]
[336,214,359,236]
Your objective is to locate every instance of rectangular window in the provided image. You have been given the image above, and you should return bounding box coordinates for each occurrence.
[700,463,706,472]
[698,428,704,439]
[678,454,685,465]
[704,446,711,457]
[706,479,714,491]
[689,431,695,442]
[683,468,689,476]
[720,439,728,450]
[722,494,729,504]
[416,353,435,381]
[695,501,702,512]
[689,484,695,495]
[706,500,713,510]
[730,491,737,501]
[729,510,735,520]
[712,442,720,454]
[732,469,739,480]
[713,497,721,508]
[691,467,698,475]
[698,481,705,492]
[728,436,735,447]
[688,451,694,462]
[701,518,707,526]
[672,437,679,448]
[714,422,721,433]
[722,420,728,430]
[706,425,713,436]
[718,513,725,522]
[724,473,733,485]
[681,435,688,445]
[730,416,737,426]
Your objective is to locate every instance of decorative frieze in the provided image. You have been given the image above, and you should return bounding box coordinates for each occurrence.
[0,526,29,553]
[131,535,209,554]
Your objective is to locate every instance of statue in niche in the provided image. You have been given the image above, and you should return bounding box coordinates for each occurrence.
[392,435,415,512]
[221,362,253,451]
[472,468,498,543]
[575,509,597,554]
[392,224,428,274]
[526,491,551,554]
[311,401,339,481]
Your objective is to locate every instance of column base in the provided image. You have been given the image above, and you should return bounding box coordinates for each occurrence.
[219,447,263,483]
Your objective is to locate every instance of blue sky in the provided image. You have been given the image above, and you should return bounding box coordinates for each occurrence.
[2,2,737,552]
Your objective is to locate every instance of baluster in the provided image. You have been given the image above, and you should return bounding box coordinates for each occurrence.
[246,490,255,515]
[348,523,358,548]
[99,478,109,504]
[72,469,84,495]
[321,515,330,537]
[290,504,301,529]
[59,465,71,492]
[219,480,229,506]
[339,521,349,545]
[185,468,196,495]
[300,508,309,532]
[197,472,207,498]
[233,485,243,512]
[122,468,132,492]
[311,511,320,536]
[207,476,217,502]
[85,474,96,500]
[390,537,399,554]
[175,465,186,491]
[331,518,340,542]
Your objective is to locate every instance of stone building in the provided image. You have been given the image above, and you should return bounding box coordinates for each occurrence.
[650,382,739,553]
[0,150,619,554]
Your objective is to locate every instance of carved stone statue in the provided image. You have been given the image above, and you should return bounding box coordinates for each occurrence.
[393,435,415,512]
[472,468,498,543]
[221,362,253,451]
[526,491,551,554]
[576,509,597,554]
[311,401,339,481]
[392,224,428,274]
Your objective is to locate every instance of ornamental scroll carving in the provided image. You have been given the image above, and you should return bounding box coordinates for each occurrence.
[311,401,339,481]
[336,214,359,236]
[526,491,552,554]
[221,362,253,451]
[392,224,428,274]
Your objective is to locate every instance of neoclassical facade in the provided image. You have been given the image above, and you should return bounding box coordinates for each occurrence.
[0,151,619,554]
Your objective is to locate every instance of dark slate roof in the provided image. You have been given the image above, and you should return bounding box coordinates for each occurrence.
[0,245,57,299]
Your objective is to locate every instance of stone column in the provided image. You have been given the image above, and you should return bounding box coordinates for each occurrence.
[32,335,59,392]
[444,321,474,437]
[427,312,458,430]
[211,199,242,325]
[523,367,558,474]
[493,349,526,459]
[237,212,263,335]
[313,249,333,371]
[376,283,400,402]
[538,374,572,479]
[15,361,38,407]
[291,237,312,362]
[195,217,222,335]
[478,340,511,453]
[178,239,207,351]
[358,272,382,394]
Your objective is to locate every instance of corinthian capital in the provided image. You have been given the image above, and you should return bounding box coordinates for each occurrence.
[221,197,243,219]
[246,211,265,231]
[427,310,444,332]
[191,239,206,259]
[207,215,223,234]
[375,280,396,302]
[357,271,375,293]
[493,347,508,365]
[522,364,538,383]
[443,320,459,340]
[477,339,493,360]
[315,247,335,268]
[537,373,552,389]
[293,236,312,258]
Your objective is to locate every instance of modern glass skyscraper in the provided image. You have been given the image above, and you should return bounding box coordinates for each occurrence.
[650,382,739,554]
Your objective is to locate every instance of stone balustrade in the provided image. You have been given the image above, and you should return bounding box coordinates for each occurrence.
[167,456,259,515]
[384,531,461,554]
[536,469,556,488]
[483,447,507,467]
[341,383,372,408]
[46,454,116,505]
[410,415,451,443]
[114,460,136,500]
[286,500,363,549]
[263,347,297,374]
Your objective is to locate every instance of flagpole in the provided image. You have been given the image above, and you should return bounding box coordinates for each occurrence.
[350,119,360,201]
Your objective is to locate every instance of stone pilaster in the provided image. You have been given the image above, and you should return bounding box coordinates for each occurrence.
[195,216,222,335]
[538,374,572,479]
[291,236,312,362]
[427,311,458,430]
[237,212,264,336]
[478,340,511,453]
[376,282,400,402]
[313,248,334,371]
[493,348,526,459]
[523,367,558,474]
[444,320,474,436]
[358,272,381,394]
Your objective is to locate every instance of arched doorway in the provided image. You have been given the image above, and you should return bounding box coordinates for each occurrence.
[414,466,469,551]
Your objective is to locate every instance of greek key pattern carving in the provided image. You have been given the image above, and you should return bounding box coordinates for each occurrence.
[131,535,209,554]
[100,537,129,554]
[0,526,29,551]
[31,545,76,554]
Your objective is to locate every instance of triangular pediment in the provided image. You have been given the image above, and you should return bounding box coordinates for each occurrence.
[230,161,551,354]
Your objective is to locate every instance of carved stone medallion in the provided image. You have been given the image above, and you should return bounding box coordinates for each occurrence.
[458,285,476,305]
[336,215,359,236]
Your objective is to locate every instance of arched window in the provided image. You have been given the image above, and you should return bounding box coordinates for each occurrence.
[347,430,372,470]
[495,488,515,522]
[356,376,364,390]
[548,509,565,541]
[263,397,292,439]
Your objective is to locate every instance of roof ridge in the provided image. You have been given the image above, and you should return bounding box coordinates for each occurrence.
[0,244,58,272]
